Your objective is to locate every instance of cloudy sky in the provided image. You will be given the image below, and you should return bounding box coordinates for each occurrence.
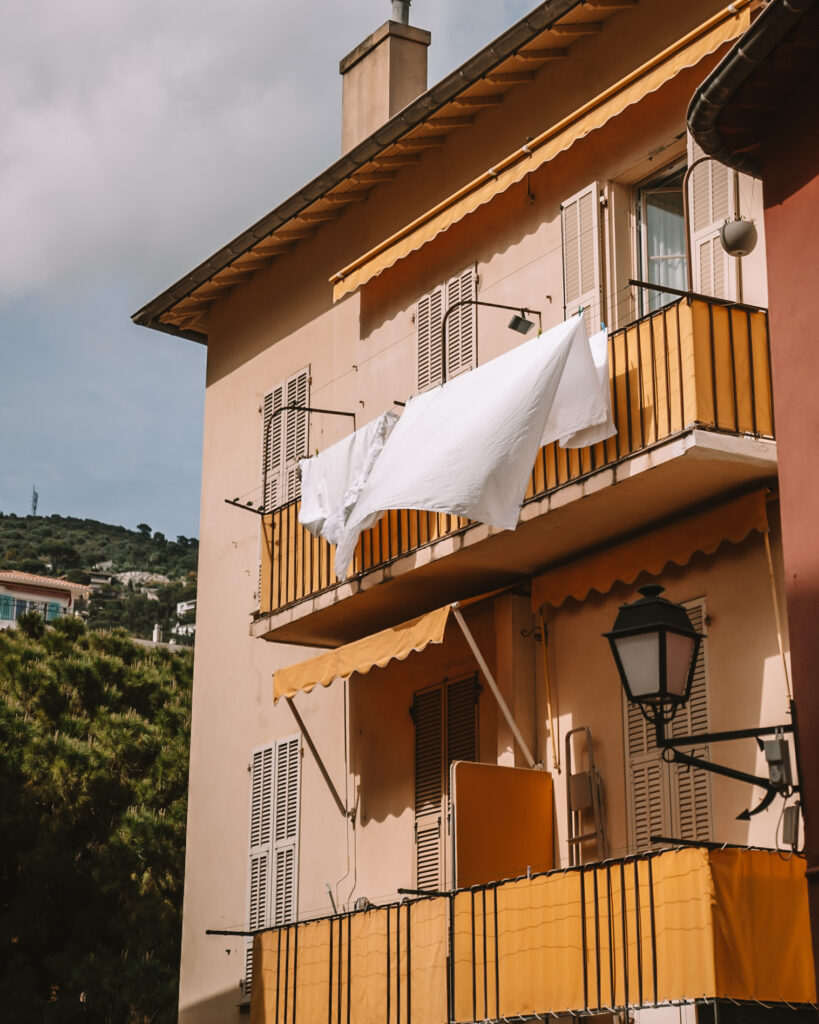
[0,0,534,539]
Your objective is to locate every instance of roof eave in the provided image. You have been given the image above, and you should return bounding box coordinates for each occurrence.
[132,0,584,340]
[687,0,817,177]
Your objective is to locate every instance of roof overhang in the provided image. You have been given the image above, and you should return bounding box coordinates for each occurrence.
[687,0,819,176]
[131,0,642,343]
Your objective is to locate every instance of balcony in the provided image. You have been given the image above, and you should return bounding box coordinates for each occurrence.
[249,847,815,1022]
[254,297,776,646]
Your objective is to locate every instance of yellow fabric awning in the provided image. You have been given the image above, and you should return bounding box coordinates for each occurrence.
[273,605,451,701]
[531,489,769,612]
[331,1,751,302]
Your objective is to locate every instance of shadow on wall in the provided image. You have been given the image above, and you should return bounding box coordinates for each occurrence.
[179,986,246,1024]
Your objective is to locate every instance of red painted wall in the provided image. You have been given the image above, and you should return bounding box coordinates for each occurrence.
[762,98,819,968]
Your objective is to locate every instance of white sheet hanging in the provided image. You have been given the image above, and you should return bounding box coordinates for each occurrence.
[552,328,614,448]
[333,317,614,578]
[298,411,398,546]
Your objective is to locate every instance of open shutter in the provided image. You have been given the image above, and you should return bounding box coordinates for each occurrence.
[245,745,274,996]
[284,368,310,502]
[562,182,603,336]
[414,686,444,890]
[262,385,285,513]
[688,136,737,300]
[444,268,477,380]
[417,285,444,392]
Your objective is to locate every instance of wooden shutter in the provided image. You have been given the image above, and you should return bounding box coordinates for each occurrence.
[417,285,444,392]
[444,268,477,381]
[625,597,711,852]
[246,745,274,995]
[414,686,444,890]
[245,736,301,996]
[668,599,712,842]
[414,676,478,889]
[688,136,737,301]
[262,369,309,511]
[561,183,603,336]
[261,384,285,513]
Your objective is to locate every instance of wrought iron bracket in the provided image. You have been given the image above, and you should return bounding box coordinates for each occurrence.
[654,712,798,820]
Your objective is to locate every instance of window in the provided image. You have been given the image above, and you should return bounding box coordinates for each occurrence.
[413,675,479,890]
[245,736,301,999]
[625,597,711,852]
[416,268,476,391]
[637,162,687,314]
[0,595,12,620]
[561,182,604,337]
[261,367,310,512]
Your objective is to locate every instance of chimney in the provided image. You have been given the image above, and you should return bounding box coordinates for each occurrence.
[339,1,431,154]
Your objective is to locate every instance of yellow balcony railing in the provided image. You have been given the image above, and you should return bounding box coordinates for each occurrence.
[259,297,773,617]
[249,848,814,1023]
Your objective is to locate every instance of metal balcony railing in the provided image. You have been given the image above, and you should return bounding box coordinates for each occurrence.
[259,297,773,617]
[246,847,813,1022]
[0,597,63,622]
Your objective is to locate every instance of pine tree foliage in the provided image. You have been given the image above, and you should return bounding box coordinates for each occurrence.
[0,616,192,1023]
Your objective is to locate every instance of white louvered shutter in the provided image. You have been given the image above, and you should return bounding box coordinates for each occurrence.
[417,285,444,391]
[561,183,603,336]
[414,686,444,890]
[625,596,711,852]
[688,136,737,300]
[246,745,274,996]
[245,736,301,997]
[284,368,309,502]
[261,385,285,513]
[668,599,712,842]
[444,269,477,381]
[273,736,300,925]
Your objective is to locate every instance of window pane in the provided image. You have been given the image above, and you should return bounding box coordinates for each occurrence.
[640,168,686,313]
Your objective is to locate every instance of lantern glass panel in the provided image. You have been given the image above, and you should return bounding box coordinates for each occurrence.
[666,632,696,697]
[614,632,660,699]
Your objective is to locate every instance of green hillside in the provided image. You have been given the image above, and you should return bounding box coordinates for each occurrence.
[0,513,198,578]
[0,513,199,641]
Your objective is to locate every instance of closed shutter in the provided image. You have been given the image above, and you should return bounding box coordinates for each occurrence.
[262,368,309,511]
[668,599,711,842]
[245,736,301,997]
[625,597,711,852]
[444,268,477,381]
[413,676,478,889]
[688,136,737,301]
[414,686,444,891]
[417,286,444,392]
[561,183,603,336]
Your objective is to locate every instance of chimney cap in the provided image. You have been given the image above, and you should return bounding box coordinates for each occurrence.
[391,0,410,25]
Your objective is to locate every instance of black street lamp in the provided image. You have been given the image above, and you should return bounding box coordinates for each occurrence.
[604,585,800,823]
[604,584,703,729]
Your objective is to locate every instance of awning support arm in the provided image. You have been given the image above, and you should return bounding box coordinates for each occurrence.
[286,697,350,818]
[451,602,537,769]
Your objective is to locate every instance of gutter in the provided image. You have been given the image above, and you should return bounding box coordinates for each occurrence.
[131,0,583,343]
[687,0,817,177]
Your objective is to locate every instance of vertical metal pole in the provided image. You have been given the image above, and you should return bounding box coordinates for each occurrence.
[683,156,714,292]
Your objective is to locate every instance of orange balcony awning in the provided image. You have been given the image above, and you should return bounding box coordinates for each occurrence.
[531,488,769,612]
[273,605,451,701]
[330,2,751,302]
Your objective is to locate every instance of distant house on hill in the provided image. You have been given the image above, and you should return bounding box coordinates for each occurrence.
[88,569,116,592]
[0,570,90,629]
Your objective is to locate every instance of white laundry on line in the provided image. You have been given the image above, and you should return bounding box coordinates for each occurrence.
[333,317,615,578]
[298,410,399,547]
